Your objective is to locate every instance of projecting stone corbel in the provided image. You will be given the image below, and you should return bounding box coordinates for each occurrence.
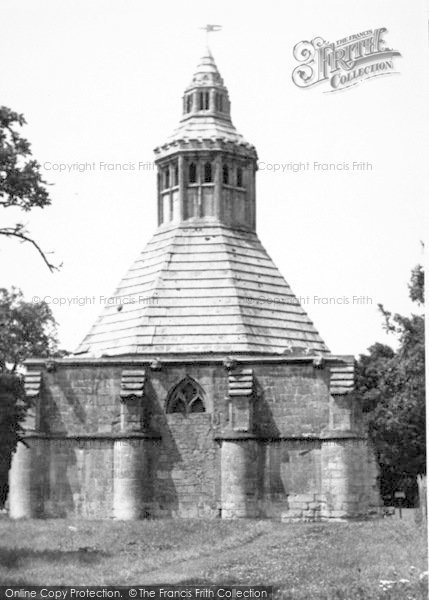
[23,371,42,398]
[120,369,146,400]
[228,368,254,432]
[329,360,355,395]
[23,371,42,432]
[228,368,254,397]
[119,369,147,432]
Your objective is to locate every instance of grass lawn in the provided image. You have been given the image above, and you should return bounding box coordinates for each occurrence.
[0,516,427,599]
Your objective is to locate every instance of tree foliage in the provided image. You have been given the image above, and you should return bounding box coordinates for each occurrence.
[0,288,59,506]
[0,106,57,270]
[355,264,425,503]
[0,287,58,371]
[0,373,27,506]
[0,105,60,507]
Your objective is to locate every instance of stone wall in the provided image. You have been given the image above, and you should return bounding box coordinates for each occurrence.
[280,439,381,522]
[8,358,381,520]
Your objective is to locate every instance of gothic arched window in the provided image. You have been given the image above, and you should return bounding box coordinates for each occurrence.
[216,93,224,112]
[186,94,193,113]
[189,162,197,183]
[199,91,209,110]
[236,167,243,187]
[166,377,206,415]
[222,164,229,185]
[204,162,212,183]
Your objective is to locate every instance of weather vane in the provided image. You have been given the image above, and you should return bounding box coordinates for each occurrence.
[199,24,222,47]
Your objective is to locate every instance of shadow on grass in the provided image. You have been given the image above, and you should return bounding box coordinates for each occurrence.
[0,547,107,569]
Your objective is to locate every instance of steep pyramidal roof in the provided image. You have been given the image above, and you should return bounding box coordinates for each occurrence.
[76,222,329,356]
[76,48,329,357]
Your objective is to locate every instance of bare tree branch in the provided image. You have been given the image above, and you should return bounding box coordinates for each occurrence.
[0,225,60,272]
[1,105,58,271]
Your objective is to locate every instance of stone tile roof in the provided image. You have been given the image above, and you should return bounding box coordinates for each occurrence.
[166,115,251,147]
[185,48,225,89]
[76,222,329,357]
[155,49,256,154]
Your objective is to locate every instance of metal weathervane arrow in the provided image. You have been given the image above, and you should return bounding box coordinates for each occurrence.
[199,24,222,47]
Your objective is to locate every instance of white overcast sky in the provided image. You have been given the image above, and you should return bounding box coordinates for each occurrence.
[0,0,428,357]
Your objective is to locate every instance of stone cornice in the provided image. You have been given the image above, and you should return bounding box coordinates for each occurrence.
[24,354,354,369]
[153,137,257,160]
[214,431,367,442]
[19,432,161,440]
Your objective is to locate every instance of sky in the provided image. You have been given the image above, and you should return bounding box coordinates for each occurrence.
[0,0,428,357]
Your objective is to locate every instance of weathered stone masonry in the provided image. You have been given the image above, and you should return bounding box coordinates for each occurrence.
[9,46,381,520]
[10,356,380,520]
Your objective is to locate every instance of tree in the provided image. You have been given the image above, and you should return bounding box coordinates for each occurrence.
[0,287,58,371]
[0,288,59,506]
[0,105,59,506]
[0,374,27,506]
[355,265,425,504]
[0,106,57,271]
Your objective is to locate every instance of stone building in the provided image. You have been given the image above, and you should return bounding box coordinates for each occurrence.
[9,48,381,520]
